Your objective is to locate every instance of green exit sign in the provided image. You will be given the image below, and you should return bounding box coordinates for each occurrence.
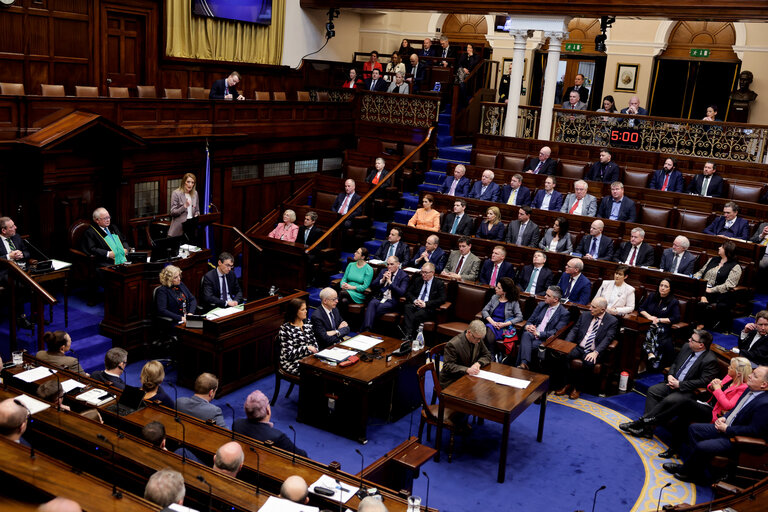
[565,43,582,52]
[690,48,711,58]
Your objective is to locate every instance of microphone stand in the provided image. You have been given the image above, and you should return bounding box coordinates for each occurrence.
[197,475,212,512]
[334,479,345,512]
[288,425,297,464]
[656,482,671,512]
[354,448,367,499]
[167,382,179,420]
[592,485,606,512]
[248,447,261,495]
[225,403,236,439]
[48,368,61,412]
[422,471,430,512]
[23,236,51,261]
[97,434,123,498]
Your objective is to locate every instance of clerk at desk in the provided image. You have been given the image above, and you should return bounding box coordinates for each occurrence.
[201,251,243,310]
[0,216,29,264]
[80,207,129,266]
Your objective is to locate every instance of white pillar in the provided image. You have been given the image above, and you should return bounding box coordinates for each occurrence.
[502,29,529,138]
[538,31,568,140]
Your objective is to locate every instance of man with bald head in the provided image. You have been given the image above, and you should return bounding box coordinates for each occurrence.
[280,475,310,504]
[332,179,363,227]
[524,146,556,175]
[577,220,614,260]
[621,96,648,116]
[37,498,82,512]
[0,397,30,446]
[213,441,245,478]
[233,390,308,456]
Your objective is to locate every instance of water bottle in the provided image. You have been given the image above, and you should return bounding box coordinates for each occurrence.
[268,285,277,296]
[413,324,425,351]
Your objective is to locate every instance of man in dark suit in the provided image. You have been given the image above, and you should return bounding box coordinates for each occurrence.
[531,176,563,211]
[437,35,457,68]
[517,250,554,295]
[332,179,363,220]
[360,255,410,332]
[0,216,35,328]
[364,68,388,92]
[557,258,591,305]
[0,397,31,447]
[91,347,127,390]
[613,227,655,267]
[402,262,447,340]
[585,149,620,183]
[440,198,474,236]
[406,234,447,274]
[620,96,649,125]
[439,164,471,197]
[440,319,492,388]
[517,286,570,369]
[201,252,243,311]
[737,311,768,366]
[374,227,410,263]
[505,206,540,247]
[620,329,719,438]
[233,390,307,457]
[478,245,516,286]
[297,211,323,247]
[467,169,501,202]
[418,37,437,61]
[556,297,619,399]
[81,207,130,267]
[524,146,557,175]
[597,182,637,222]
[500,174,532,206]
[310,287,350,349]
[577,220,615,261]
[366,157,393,188]
[703,201,750,240]
[648,157,685,192]
[563,74,589,104]
[687,162,724,198]
[209,71,245,100]
[659,236,697,275]
[407,54,426,93]
[175,372,226,427]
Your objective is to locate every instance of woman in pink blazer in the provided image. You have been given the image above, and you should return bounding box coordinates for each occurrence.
[268,209,299,242]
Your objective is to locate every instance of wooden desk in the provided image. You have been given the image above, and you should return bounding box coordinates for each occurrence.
[361,437,436,494]
[435,363,549,483]
[30,264,70,327]
[298,334,426,443]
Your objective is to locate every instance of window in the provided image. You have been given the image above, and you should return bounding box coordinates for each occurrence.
[232,165,259,181]
[167,178,181,209]
[322,157,343,171]
[134,181,159,217]
[295,159,318,174]
[263,161,290,177]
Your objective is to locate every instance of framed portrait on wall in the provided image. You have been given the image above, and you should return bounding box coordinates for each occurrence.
[614,64,639,92]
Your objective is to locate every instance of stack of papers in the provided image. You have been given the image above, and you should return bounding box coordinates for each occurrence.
[476,370,530,389]
[206,305,244,320]
[61,379,87,394]
[314,347,357,363]
[51,259,73,270]
[258,496,319,512]
[76,388,116,407]
[14,394,50,414]
[339,335,383,351]
[309,475,358,503]
[15,367,56,383]
[367,258,385,265]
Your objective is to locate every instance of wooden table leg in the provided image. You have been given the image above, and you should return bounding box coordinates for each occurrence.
[434,401,444,462]
[537,390,547,442]
[498,415,510,483]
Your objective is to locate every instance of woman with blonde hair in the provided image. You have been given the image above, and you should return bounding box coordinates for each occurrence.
[141,360,173,407]
[156,265,197,323]
[268,209,299,242]
[476,206,505,241]
[169,173,200,237]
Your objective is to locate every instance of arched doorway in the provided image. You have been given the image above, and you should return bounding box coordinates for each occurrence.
[441,14,491,58]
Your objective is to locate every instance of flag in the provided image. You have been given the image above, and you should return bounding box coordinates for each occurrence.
[203,139,211,248]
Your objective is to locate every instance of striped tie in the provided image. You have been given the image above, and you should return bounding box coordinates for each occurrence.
[582,318,601,352]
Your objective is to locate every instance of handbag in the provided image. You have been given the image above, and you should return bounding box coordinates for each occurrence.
[497,319,519,356]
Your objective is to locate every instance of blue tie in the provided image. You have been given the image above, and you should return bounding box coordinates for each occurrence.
[451,216,460,234]
[590,237,598,258]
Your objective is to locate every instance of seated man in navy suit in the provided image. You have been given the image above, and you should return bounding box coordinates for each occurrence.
[703,201,750,241]
[310,287,350,349]
[659,235,697,275]
[364,68,388,92]
[648,157,684,193]
[209,71,245,100]
[577,220,615,261]
[201,252,243,311]
[402,262,447,340]
[585,148,620,183]
[467,169,501,202]
[557,258,591,305]
[500,174,531,206]
[374,227,410,263]
[597,182,636,223]
[406,234,447,274]
[233,390,307,457]
[478,246,515,286]
[613,227,655,267]
[91,347,127,390]
[517,285,571,369]
[332,179,363,226]
[620,96,649,120]
[531,176,563,211]
[361,255,410,332]
[517,250,554,295]
[440,198,474,236]
[175,372,226,427]
[406,54,426,93]
[439,164,471,197]
[524,146,556,175]
[736,311,768,367]
[687,162,724,198]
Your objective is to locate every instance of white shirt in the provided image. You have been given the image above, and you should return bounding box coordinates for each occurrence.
[185,192,194,219]
[572,199,584,215]
[541,192,552,210]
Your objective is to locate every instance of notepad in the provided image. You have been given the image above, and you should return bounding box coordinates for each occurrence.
[14,394,51,415]
[258,496,319,512]
[476,370,530,389]
[76,388,116,407]
[206,305,244,319]
[15,366,56,383]
[309,475,358,503]
[340,335,383,351]
[61,379,87,394]
[315,347,358,363]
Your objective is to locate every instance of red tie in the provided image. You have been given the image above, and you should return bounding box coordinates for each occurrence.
[662,174,670,191]
[569,199,580,214]
[455,256,464,273]
[340,195,350,214]
[629,247,637,266]
[489,264,499,287]
[372,172,380,185]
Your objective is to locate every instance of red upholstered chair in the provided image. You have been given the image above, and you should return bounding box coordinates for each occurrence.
[346,165,368,183]
[623,169,650,188]
[137,85,157,98]
[678,210,712,232]
[188,87,207,99]
[436,283,491,339]
[729,183,763,203]
[560,162,587,179]
[639,205,672,228]
[75,86,99,97]
[41,84,65,97]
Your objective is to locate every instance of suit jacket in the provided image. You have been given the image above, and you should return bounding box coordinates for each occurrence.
[659,248,697,275]
[524,158,557,175]
[440,213,474,236]
[175,395,226,427]
[525,302,570,341]
[505,220,541,248]
[370,268,410,302]
[406,246,447,274]
[620,106,649,116]
[597,196,637,223]
[738,331,768,366]
[91,370,125,390]
[721,390,768,438]
[444,250,480,281]
[500,185,532,206]
[539,229,573,254]
[648,169,685,193]
[156,283,198,322]
[209,78,239,100]
[408,63,426,92]
[613,241,655,267]
[374,241,410,263]
[332,192,363,217]
[560,193,597,217]
[585,161,620,183]
[668,345,719,393]
[516,265,554,296]
[386,81,409,94]
[595,280,636,316]
[168,189,200,237]
[531,190,563,211]
[364,77,388,92]
[0,233,30,260]
[437,45,457,62]
[703,216,750,241]
[565,311,619,354]
[439,176,470,197]
[687,174,724,198]
[366,168,393,188]
[297,225,324,247]
[476,221,506,241]
[80,223,128,266]
[405,275,447,312]
[562,101,587,110]
[478,260,516,285]
[232,419,307,457]
[417,46,436,60]
[557,273,592,305]
[440,331,492,388]
[310,306,350,349]
[467,181,501,202]
[577,235,615,260]
[201,269,243,310]
[563,85,589,104]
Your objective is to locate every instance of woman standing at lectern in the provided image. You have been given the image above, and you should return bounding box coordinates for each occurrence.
[168,173,200,237]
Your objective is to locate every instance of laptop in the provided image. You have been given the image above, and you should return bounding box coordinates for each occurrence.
[103,385,146,415]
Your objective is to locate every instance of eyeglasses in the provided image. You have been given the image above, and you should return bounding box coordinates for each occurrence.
[222,263,234,268]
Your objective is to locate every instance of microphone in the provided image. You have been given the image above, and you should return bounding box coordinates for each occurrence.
[166,382,179,420]
[248,447,260,495]
[22,236,51,261]
[225,403,235,439]
[68,348,83,382]
[288,425,297,464]
[96,434,123,498]
[354,448,366,498]
[47,368,61,412]
[208,202,219,212]
[175,414,187,464]
[592,485,606,512]
[196,475,212,512]
[334,479,345,512]
[656,482,672,512]
[422,471,430,512]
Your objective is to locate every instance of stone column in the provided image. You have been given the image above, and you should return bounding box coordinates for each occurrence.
[502,29,529,138]
[538,31,568,140]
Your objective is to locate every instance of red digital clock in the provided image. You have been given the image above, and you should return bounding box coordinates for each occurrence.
[609,127,641,148]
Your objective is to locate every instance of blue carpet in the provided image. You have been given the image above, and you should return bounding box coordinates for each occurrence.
[393,210,413,224]
[437,145,471,162]
[430,159,449,173]
[402,193,420,209]
[372,221,389,239]
[416,184,439,193]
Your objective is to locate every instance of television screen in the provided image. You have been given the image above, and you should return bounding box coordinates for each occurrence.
[494,15,511,33]
[192,0,272,26]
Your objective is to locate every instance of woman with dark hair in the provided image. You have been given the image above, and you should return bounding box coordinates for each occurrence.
[408,194,440,231]
[385,52,406,82]
[596,95,618,125]
[363,51,383,79]
[703,104,720,122]
[343,68,362,89]
[481,277,523,361]
[156,265,197,323]
[141,360,173,408]
[278,298,319,376]
[36,331,88,376]
[596,264,635,316]
[539,216,573,253]
[639,279,681,369]
[339,247,374,307]
[398,39,415,58]
[456,44,481,80]
[476,206,505,241]
[694,241,742,330]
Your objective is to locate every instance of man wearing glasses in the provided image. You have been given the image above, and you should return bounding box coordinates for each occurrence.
[201,251,243,311]
[311,287,350,348]
[401,262,446,341]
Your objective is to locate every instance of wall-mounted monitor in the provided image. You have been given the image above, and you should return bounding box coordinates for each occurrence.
[192,0,272,26]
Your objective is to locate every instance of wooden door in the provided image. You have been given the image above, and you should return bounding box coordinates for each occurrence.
[105,12,145,87]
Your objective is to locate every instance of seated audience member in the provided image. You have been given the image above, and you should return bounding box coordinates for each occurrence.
[81,207,129,266]
[440,198,474,236]
[703,201,750,240]
[359,496,390,512]
[364,68,387,92]
[278,298,318,375]
[387,71,409,94]
[577,220,615,261]
[363,50,382,80]
[91,347,127,390]
[648,157,684,192]
[437,35,456,68]
[596,95,618,122]
[750,222,768,271]
[406,234,447,273]
[620,328,719,439]
[440,164,470,197]
[144,468,187,508]
[268,209,299,242]
[468,170,501,202]
[399,38,415,58]
[37,380,71,411]
[557,258,591,305]
[332,179,363,220]
[311,287,350,348]
[737,310,768,366]
[339,247,374,308]
[563,74,590,104]
[233,390,308,456]
[366,157,392,187]
[660,235,697,275]
[280,476,310,505]
[36,330,88,375]
[175,373,226,427]
[595,264,635,316]
[408,194,440,231]
[213,441,244,478]
[555,297,619,400]
[297,211,323,247]
[475,206,505,241]
[517,286,570,369]
[402,262,447,340]
[442,236,481,282]
[418,37,436,60]
[560,180,597,216]
[613,227,655,267]
[693,241,742,330]
[156,264,197,323]
[440,320,492,388]
[210,71,244,100]
[481,277,523,359]
[531,176,563,211]
[0,215,29,265]
[375,227,410,262]
[639,279,681,368]
[142,420,201,462]
[406,54,426,92]
[517,251,554,295]
[505,206,540,247]
[500,174,531,206]
[385,52,405,79]
[562,90,587,110]
[168,173,200,238]
[37,498,82,512]
[686,162,724,198]
[525,146,556,175]
[0,398,30,446]
[702,104,720,122]
[585,149,620,183]
[141,360,174,408]
[621,96,649,126]
[343,68,363,89]
[539,216,573,254]
[201,252,243,311]
[597,182,637,222]
[478,246,515,286]
[361,256,409,332]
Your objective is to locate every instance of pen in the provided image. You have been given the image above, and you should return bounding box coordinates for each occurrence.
[336,484,352,493]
